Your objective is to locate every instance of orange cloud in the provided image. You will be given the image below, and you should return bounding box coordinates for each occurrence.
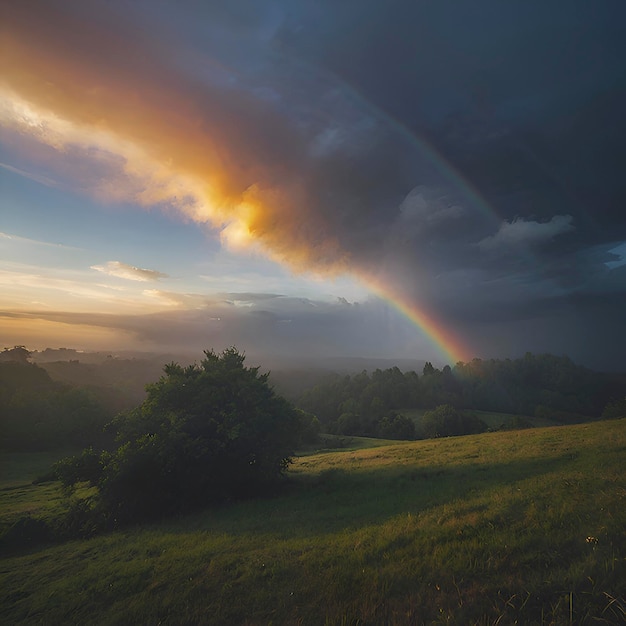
[0,0,347,274]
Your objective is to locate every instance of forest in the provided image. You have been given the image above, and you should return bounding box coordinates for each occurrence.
[2,346,625,454]
[297,353,626,438]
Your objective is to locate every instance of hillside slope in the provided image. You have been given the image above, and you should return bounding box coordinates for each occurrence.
[1,419,625,624]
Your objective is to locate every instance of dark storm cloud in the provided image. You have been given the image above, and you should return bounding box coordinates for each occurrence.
[5,0,626,367]
[182,1,626,271]
[267,0,626,366]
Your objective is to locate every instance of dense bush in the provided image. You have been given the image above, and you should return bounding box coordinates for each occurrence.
[57,349,303,525]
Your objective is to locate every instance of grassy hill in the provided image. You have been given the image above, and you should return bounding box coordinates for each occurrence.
[1,419,625,624]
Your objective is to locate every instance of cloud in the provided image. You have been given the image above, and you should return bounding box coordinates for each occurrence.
[606,242,626,269]
[398,186,466,225]
[0,1,609,283]
[1,0,625,368]
[0,231,82,251]
[478,215,575,252]
[0,162,61,188]
[91,261,168,282]
[0,293,436,362]
[0,265,165,313]
[0,0,349,274]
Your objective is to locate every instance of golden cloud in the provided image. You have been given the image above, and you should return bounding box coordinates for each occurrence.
[0,0,348,274]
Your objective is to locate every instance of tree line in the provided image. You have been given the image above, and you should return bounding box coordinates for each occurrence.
[2,348,625,452]
[0,359,111,451]
[297,353,626,437]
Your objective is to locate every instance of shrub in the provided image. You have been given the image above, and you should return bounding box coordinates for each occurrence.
[58,349,302,525]
[54,447,104,487]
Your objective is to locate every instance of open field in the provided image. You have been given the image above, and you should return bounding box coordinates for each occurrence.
[1,419,625,624]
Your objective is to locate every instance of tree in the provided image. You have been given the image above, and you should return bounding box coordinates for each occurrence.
[0,361,110,451]
[0,346,31,364]
[422,362,436,377]
[337,411,362,436]
[420,404,487,439]
[602,397,626,420]
[57,348,302,524]
[295,409,321,444]
[377,412,416,440]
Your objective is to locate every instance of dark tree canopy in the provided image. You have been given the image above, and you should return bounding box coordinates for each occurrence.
[0,346,32,364]
[297,353,625,438]
[377,411,416,440]
[58,348,302,524]
[0,361,109,451]
[602,396,626,420]
[420,405,487,439]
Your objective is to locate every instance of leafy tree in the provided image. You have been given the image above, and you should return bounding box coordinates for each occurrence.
[57,349,302,524]
[368,396,385,420]
[602,396,626,419]
[0,362,110,450]
[54,447,104,487]
[295,409,321,444]
[337,411,363,436]
[421,404,457,438]
[377,412,416,440]
[422,362,437,377]
[0,346,32,364]
[420,404,487,439]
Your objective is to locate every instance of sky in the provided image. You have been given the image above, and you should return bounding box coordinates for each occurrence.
[1,0,625,370]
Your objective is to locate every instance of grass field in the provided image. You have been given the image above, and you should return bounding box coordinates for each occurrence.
[1,419,625,624]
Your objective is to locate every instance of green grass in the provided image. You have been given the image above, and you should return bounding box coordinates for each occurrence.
[0,450,77,536]
[1,420,625,625]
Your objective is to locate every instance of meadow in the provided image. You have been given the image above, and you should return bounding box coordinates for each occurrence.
[1,419,625,625]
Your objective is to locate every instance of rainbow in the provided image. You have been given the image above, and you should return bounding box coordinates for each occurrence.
[310,68,494,365]
[360,273,473,365]
[306,61,502,228]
